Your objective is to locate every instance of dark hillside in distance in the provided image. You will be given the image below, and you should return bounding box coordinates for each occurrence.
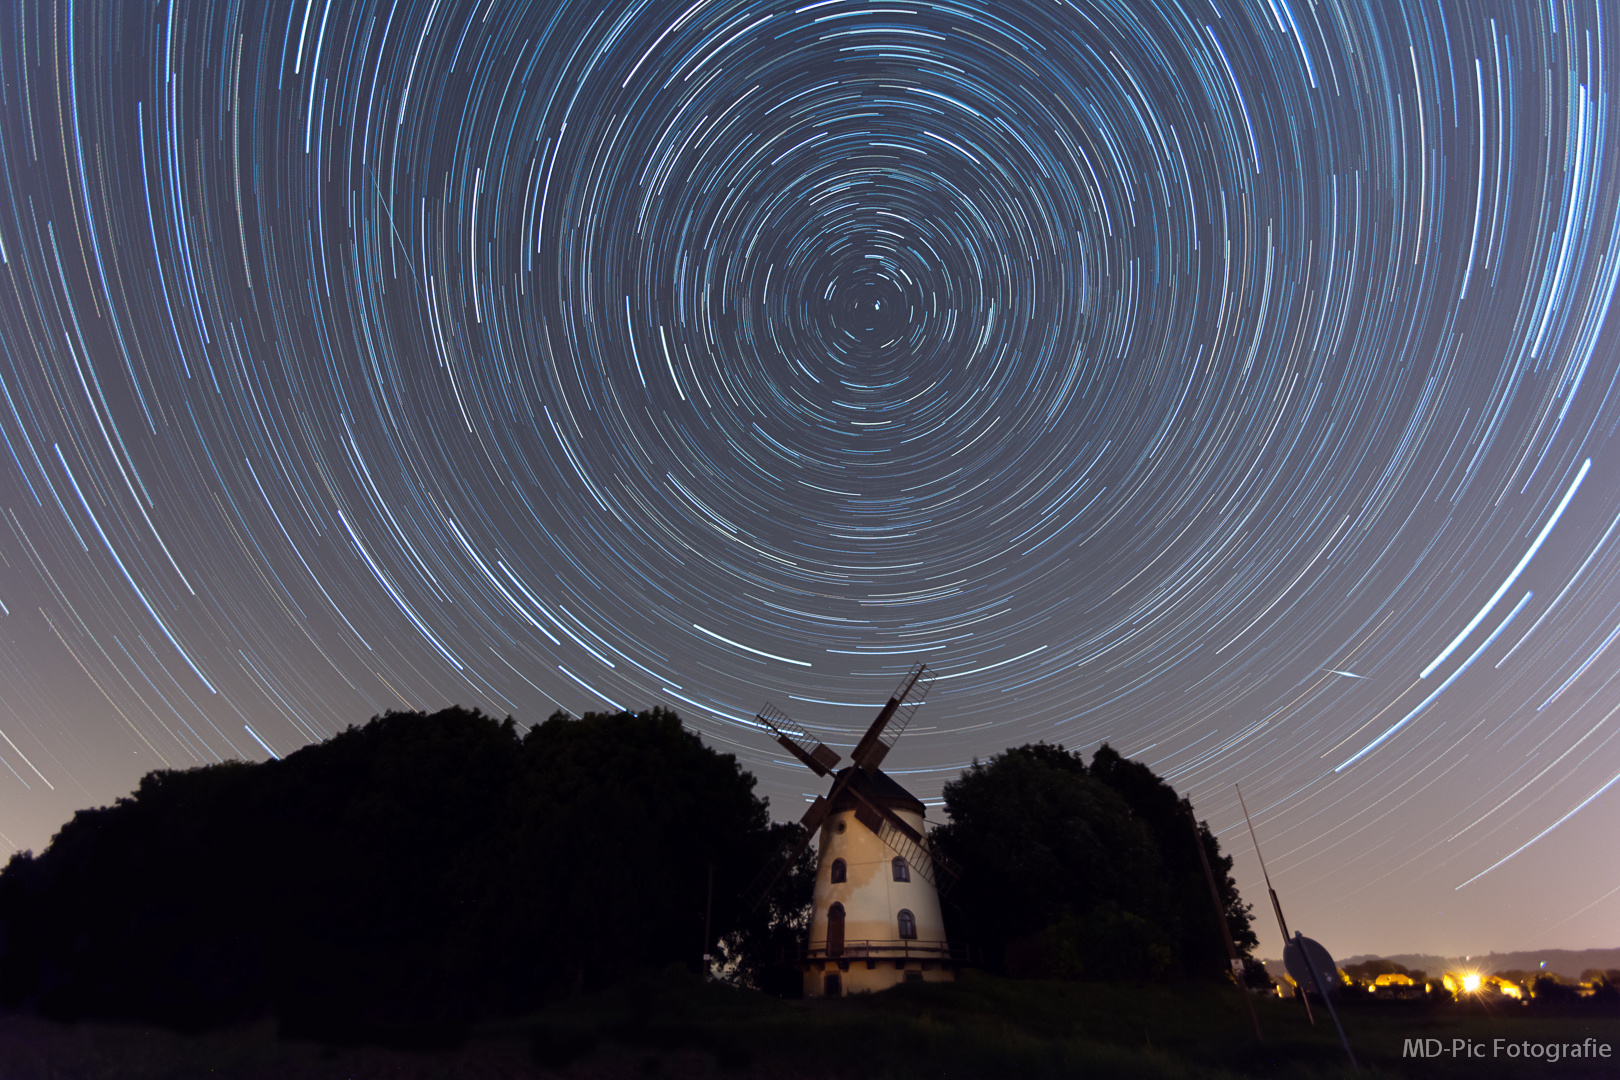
[1338,950,1620,981]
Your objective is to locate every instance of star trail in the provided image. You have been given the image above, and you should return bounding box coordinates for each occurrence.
[1,0,1618,957]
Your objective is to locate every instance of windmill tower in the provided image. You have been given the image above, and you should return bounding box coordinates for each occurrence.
[746,664,960,996]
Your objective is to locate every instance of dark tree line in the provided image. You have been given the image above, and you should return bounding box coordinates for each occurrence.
[0,712,1255,1041]
[0,706,801,1042]
[931,742,1256,982]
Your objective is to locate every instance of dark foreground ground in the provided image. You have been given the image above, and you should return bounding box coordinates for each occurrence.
[2,972,1616,1079]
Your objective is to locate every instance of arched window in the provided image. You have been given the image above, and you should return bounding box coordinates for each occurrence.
[829,858,846,883]
[892,856,910,882]
[897,908,917,940]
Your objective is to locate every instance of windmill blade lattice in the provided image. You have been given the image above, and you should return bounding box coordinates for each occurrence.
[741,821,816,914]
[756,702,842,777]
[742,774,855,912]
[846,783,959,895]
[851,663,935,772]
[877,816,957,897]
[744,663,938,911]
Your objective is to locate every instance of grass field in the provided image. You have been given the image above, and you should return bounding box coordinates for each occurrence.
[3,970,1616,1078]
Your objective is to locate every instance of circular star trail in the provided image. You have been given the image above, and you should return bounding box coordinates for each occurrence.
[1,0,1619,955]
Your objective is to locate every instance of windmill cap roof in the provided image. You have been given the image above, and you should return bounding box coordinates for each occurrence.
[828,766,927,815]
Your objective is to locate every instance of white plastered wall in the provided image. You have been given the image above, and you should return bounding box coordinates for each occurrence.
[803,806,953,995]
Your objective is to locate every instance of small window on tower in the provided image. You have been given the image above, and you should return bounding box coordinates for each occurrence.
[897,908,917,940]
[830,858,847,883]
[892,856,910,882]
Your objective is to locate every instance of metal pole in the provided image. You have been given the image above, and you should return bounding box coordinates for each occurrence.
[702,860,714,980]
[1236,783,1314,1026]
[1188,806,1262,1043]
[1295,932,1358,1071]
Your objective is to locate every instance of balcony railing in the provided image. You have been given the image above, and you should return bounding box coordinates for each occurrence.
[789,938,971,963]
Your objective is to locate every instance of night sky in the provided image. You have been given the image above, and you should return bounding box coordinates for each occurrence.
[1,0,1618,961]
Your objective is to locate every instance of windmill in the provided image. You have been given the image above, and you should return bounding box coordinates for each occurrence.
[744,663,961,996]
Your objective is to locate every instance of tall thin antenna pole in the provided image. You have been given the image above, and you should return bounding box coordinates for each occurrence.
[1236,782,1313,1026]
[1188,806,1263,1043]
[1235,782,1291,940]
[1296,931,1360,1071]
[703,860,715,980]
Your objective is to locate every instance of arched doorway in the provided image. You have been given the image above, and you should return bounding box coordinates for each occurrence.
[827,901,846,957]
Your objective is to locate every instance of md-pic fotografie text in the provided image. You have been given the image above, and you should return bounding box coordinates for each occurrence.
[1404,1038,1612,1062]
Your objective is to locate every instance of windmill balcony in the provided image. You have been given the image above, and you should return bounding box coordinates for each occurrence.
[789,938,970,964]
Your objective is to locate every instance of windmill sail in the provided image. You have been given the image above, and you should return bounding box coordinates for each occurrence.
[845,782,959,895]
[756,702,841,777]
[850,663,934,772]
[799,795,829,832]
[745,663,944,910]
[744,769,859,912]
[743,662,959,995]
[741,820,817,914]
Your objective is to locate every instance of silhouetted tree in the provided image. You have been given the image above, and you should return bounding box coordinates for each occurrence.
[1524,973,1581,1007]
[930,743,1163,978]
[714,821,816,994]
[1088,745,1257,976]
[1242,957,1274,989]
[931,742,1254,982]
[1583,969,1620,1007]
[0,705,785,1040]
[495,707,784,1006]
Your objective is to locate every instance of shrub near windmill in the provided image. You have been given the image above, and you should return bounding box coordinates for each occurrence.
[747,664,966,996]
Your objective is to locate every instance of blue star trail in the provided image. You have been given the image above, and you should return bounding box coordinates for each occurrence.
[1,0,1618,956]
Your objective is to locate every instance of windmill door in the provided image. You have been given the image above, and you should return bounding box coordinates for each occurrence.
[827,902,845,957]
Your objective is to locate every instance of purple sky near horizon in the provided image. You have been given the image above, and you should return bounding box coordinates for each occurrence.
[0,0,1617,961]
